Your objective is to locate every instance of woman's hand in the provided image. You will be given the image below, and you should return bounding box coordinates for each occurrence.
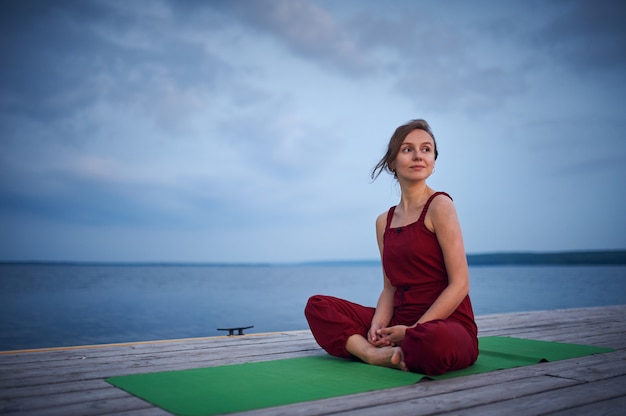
[375,325,409,346]
[368,323,389,347]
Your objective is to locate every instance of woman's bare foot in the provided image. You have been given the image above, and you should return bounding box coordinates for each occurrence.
[390,347,408,371]
[347,334,408,371]
[367,346,408,371]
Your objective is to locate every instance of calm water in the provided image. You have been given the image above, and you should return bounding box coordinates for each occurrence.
[1,264,625,351]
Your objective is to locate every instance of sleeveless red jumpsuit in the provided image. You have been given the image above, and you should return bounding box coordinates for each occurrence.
[304,192,478,375]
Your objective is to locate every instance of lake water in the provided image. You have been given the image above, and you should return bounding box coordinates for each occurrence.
[1,264,625,351]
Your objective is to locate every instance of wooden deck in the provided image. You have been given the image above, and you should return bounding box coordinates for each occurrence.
[1,305,625,415]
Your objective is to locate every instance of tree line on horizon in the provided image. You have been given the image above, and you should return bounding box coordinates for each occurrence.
[466,250,626,266]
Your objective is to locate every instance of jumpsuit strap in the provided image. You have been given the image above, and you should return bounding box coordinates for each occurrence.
[418,192,452,224]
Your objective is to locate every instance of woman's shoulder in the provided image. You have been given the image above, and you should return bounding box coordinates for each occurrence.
[429,191,453,204]
[427,192,458,220]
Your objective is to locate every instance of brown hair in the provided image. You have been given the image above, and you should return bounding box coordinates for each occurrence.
[370,119,438,180]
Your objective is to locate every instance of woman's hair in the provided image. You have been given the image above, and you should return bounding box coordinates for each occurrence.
[370,119,438,180]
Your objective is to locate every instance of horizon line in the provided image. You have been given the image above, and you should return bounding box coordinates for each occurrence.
[1,249,625,266]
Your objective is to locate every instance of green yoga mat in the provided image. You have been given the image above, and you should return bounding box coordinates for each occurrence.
[107,336,612,416]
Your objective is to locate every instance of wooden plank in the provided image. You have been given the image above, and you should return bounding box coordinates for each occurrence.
[0,333,317,366]
[333,375,581,416]
[0,379,106,400]
[1,382,135,413]
[0,338,320,376]
[0,395,157,416]
[0,331,315,366]
[547,395,626,416]
[441,375,626,416]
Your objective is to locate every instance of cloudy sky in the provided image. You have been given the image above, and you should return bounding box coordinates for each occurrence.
[1,0,625,263]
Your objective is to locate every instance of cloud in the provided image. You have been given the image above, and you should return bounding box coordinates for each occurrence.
[0,0,237,133]
[210,0,373,76]
[0,1,103,120]
[535,0,626,73]
[344,3,530,113]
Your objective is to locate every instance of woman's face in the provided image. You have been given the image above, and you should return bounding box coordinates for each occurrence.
[391,129,436,181]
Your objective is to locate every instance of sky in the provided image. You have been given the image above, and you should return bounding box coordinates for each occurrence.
[1,0,625,263]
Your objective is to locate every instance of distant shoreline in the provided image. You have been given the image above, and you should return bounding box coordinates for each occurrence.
[1,250,626,267]
[304,250,626,267]
[465,250,626,266]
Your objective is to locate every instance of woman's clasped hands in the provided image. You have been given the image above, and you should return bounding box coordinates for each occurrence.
[368,324,410,347]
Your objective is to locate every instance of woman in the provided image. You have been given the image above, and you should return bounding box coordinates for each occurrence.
[304,119,478,375]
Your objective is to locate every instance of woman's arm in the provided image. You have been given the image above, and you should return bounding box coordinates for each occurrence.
[368,212,396,345]
[417,194,469,324]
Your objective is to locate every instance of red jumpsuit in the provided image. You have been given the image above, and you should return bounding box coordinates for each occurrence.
[304,192,478,375]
